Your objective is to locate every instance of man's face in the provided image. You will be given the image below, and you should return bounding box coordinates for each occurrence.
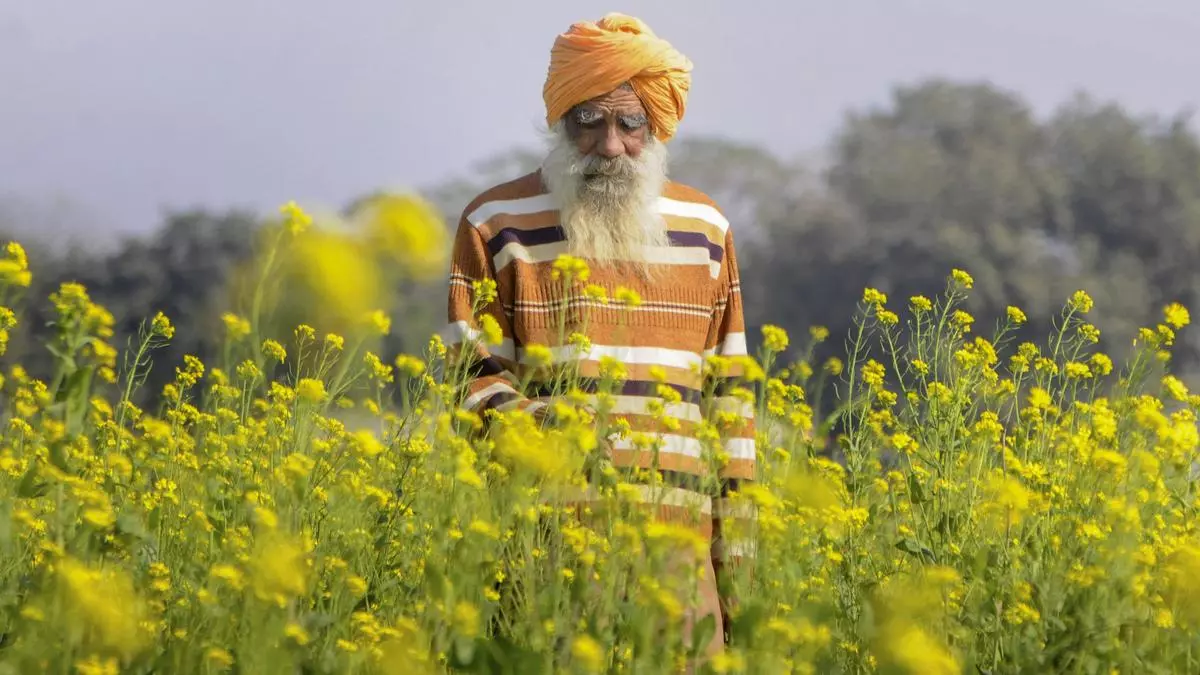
[564,86,651,160]
[541,84,670,273]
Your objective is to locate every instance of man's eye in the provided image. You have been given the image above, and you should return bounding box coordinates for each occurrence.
[620,117,647,131]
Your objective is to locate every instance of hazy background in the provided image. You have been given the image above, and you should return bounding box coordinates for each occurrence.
[4,0,1200,402]
[3,1,1199,242]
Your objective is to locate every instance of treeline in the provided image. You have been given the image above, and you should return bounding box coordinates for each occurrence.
[4,79,1200,401]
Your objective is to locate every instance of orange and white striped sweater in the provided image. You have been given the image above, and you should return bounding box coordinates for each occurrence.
[444,169,756,556]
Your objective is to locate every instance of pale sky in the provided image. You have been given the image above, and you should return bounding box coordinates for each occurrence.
[2,0,1199,243]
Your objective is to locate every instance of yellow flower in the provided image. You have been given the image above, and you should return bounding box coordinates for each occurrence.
[981,473,1033,528]
[809,325,830,342]
[472,278,498,305]
[222,313,251,341]
[295,324,316,342]
[583,283,608,303]
[5,242,26,269]
[877,623,960,675]
[952,310,974,331]
[1064,361,1092,379]
[598,355,627,381]
[568,332,592,353]
[0,242,31,287]
[863,288,888,307]
[324,333,345,351]
[285,622,311,645]
[861,360,886,389]
[524,344,553,368]
[1164,302,1190,329]
[261,339,287,363]
[280,200,312,234]
[205,647,235,669]
[427,333,447,359]
[1089,353,1113,376]
[614,286,642,307]
[890,432,918,455]
[909,295,933,313]
[478,314,504,346]
[366,309,391,335]
[1163,375,1190,402]
[950,268,974,289]
[1069,289,1094,314]
[1006,305,1027,325]
[878,309,900,326]
[1078,323,1101,343]
[571,635,605,673]
[452,601,481,638]
[150,311,175,339]
[248,532,308,605]
[353,355,388,387]
[354,192,448,279]
[394,354,426,377]
[1027,387,1053,411]
[74,655,119,675]
[468,519,500,539]
[210,564,246,590]
[56,557,149,659]
[279,228,385,336]
[551,255,590,283]
[296,378,327,404]
[762,324,789,352]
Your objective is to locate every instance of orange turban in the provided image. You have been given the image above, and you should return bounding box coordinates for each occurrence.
[543,13,693,143]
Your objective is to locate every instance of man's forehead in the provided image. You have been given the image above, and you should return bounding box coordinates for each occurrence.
[576,85,646,114]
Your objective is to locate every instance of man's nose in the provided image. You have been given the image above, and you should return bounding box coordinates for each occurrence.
[596,126,625,158]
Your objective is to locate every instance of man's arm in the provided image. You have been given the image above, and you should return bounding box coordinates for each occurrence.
[705,224,758,629]
[445,215,547,418]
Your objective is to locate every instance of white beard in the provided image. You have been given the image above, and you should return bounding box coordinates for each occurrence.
[540,123,670,277]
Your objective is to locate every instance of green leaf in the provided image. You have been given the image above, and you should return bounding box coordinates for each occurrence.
[907,474,927,504]
[115,513,150,542]
[936,511,963,538]
[894,537,936,563]
[16,466,46,499]
[63,366,94,436]
[48,440,71,473]
[44,342,76,372]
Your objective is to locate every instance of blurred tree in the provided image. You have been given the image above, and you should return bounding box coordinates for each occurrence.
[7,209,260,403]
[1044,96,1200,370]
[747,80,1200,386]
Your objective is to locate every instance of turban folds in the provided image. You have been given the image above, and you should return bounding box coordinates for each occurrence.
[543,13,692,143]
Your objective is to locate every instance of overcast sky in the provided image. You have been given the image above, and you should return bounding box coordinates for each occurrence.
[2,0,1199,242]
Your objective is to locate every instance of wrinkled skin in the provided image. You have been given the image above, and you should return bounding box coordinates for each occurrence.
[565,86,651,160]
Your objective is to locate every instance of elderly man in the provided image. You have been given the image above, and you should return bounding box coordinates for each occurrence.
[445,13,755,660]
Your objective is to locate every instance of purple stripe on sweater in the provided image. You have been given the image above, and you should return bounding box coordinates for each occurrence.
[667,231,724,263]
[487,226,565,256]
[486,226,724,263]
[482,391,519,410]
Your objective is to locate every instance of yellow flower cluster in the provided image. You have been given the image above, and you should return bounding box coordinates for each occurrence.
[0,244,1196,674]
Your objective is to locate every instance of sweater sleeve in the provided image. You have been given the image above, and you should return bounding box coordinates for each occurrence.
[707,225,758,579]
[445,215,547,419]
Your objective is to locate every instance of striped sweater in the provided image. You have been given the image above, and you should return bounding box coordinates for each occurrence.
[444,169,756,554]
